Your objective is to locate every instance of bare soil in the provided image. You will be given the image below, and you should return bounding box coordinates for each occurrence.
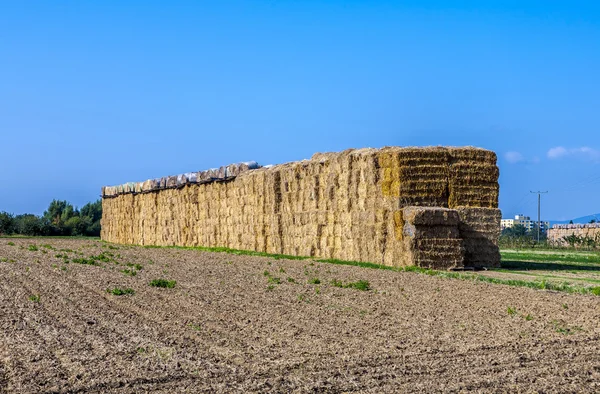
[1,238,599,393]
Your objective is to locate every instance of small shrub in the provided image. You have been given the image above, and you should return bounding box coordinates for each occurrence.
[149,279,176,288]
[331,279,343,288]
[72,257,100,266]
[121,268,137,277]
[297,294,308,302]
[347,280,370,291]
[552,320,582,335]
[331,279,370,291]
[92,253,113,263]
[106,287,135,296]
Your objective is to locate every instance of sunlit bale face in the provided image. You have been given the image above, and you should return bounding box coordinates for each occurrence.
[101,147,500,269]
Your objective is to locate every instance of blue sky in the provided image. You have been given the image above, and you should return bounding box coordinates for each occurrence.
[1,1,599,221]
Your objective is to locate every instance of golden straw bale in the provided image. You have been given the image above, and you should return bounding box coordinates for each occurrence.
[101,146,499,269]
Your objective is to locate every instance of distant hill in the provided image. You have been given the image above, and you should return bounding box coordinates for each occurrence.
[550,213,600,225]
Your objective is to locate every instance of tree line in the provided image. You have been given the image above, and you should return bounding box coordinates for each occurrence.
[498,224,547,248]
[0,200,102,237]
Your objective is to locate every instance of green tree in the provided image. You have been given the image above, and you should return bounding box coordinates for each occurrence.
[80,200,102,236]
[44,200,70,225]
[43,200,79,235]
[0,212,15,235]
[528,223,548,241]
[3,199,101,237]
[14,214,43,236]
[80,200,102,222]
[64,216,93,236]
[511,224,528,237]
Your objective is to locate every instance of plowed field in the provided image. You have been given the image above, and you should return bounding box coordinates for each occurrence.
[1,239,599,393]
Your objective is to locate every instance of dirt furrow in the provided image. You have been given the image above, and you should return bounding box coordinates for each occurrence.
[2,239,600,393]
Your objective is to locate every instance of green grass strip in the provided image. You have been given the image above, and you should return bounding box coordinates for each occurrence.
[501,251,600,265]
[109,243,600,297]
[492,268,600,284]
[0,235,100,240]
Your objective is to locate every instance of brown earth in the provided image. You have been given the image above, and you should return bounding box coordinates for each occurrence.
[1,238,599,393]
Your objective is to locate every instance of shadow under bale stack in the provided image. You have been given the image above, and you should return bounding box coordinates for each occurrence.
[101,147,501,269]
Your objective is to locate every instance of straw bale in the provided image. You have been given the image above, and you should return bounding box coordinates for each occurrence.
[401,206,465,269]
[448,147,497,164]
[101,146,499,269]
[402,206,460,226]
[455,207,501,268]
[447,148,499,209]
[166,176,177,188]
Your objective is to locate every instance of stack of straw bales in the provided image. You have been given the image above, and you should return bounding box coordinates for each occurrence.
[401,207,464,269]
[455,207,501,268]
[101,146,500,269]
[548,224,600,246]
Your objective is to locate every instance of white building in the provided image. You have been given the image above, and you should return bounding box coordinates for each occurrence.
[501,214,550,232]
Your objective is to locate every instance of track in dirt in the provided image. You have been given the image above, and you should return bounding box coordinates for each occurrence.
[1,238,599,393]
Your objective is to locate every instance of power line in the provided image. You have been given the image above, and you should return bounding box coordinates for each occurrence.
[530,191,548,242]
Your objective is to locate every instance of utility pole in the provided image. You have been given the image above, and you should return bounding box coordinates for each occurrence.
[530,191,548,242]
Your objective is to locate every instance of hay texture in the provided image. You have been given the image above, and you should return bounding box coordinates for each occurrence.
[548,224,600,247]
[101,147,500,269]
[401,207,464,269]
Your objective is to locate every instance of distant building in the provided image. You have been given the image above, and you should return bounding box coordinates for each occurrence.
[501,214,550,232]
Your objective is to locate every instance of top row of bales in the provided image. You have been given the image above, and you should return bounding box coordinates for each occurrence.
[102,146,499,211]
[102,161,261,197]
[375,146,498,209]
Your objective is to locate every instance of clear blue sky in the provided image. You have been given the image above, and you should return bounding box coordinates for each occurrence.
[1,1,599,221]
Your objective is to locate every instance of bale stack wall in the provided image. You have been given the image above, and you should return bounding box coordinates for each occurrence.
[101,146,501,269]
[548,224,600,247]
